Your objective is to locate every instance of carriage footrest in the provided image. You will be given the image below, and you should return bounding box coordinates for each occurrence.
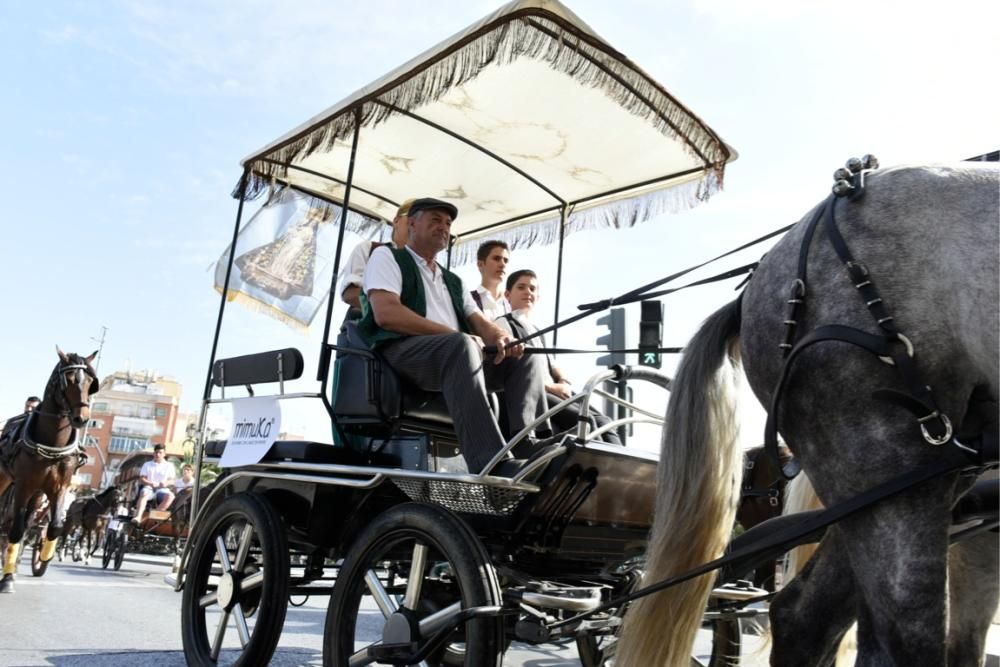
[147,510,171,521]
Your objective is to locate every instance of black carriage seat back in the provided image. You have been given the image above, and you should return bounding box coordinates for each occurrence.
[211,348,304,390]
[331,320,462,429]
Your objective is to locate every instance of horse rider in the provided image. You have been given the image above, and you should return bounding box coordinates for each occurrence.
[132,444,176,524]
[359,197,551,474]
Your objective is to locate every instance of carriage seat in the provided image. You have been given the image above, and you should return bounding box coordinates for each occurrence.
[331,320,497,431]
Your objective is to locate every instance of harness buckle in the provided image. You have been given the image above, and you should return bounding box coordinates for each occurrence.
[846,261,870,287]
[919,411,952,446]
[769,496,780,507]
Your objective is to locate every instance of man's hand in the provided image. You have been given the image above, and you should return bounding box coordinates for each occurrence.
[487,332,524,365]
[547,380,572,400]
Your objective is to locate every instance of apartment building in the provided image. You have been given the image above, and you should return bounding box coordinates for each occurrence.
[75,369,181,490]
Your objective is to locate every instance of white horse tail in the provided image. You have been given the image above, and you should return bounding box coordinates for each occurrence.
[781,472,823,578]
[618,299,745,667]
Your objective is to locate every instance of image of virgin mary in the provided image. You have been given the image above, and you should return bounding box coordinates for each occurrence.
[235,207,326,300]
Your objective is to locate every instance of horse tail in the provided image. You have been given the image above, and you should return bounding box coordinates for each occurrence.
[617,299,745,667]
[781,472,822,578]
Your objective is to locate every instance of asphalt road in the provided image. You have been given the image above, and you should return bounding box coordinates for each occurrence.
[1,552,993,666]
[0,552,591,666]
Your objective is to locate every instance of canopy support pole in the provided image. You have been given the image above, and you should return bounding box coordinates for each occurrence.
[318,110,363,385]
[193,167,249,524]
[552,204,569,345]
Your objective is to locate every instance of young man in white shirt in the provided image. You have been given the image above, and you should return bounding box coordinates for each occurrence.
[360,198,550,474]
[133,444,176,523]
[339,198,416,311]
[498,269,621,445]
[471,240,511,322]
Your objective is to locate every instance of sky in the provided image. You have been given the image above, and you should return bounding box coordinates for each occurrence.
[1,0,997,447]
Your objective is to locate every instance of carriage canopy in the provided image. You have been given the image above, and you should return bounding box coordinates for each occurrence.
[238,0,735,264]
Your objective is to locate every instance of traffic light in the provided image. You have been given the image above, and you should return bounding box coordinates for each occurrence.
[596,307,626,368]
[638,300,663,368]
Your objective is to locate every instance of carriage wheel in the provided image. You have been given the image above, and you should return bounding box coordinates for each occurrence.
[181,492,289,667]
[101,531,116,569]
[702,616,742,667]
[30,534,49,577]
[323,503,504,667]
[113,533,127,571]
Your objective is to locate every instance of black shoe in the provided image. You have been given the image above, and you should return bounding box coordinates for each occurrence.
[491,458,530,478]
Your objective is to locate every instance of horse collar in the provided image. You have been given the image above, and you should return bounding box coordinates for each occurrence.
[12,411,82,460]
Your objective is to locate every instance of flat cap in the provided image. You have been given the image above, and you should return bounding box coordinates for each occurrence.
[407,197,458,221]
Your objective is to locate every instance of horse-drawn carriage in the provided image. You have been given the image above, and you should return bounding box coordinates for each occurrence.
[172,2,998,666]
[95,449,192,569]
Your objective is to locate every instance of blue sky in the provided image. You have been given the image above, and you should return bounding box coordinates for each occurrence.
[1,0,996,444]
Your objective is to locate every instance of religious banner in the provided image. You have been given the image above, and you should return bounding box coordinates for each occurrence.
[213,188,380,328]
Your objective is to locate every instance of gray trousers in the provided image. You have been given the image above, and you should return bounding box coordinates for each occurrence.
[380,333,549,473]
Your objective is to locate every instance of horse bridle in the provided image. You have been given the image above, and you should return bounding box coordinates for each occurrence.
[742,457,783,507]
[44,362,98,417]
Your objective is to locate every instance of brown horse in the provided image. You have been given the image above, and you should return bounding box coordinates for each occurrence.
[0,348,98,593]
[736,444,792,590]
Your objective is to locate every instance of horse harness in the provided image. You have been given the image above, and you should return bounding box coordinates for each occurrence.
[0,412,85,465]
[763,155,995,478]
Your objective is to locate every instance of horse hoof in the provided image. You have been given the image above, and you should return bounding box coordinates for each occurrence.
[0,575,15,594]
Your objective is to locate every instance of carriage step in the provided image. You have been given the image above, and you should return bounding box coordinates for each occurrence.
[711,581,769,601]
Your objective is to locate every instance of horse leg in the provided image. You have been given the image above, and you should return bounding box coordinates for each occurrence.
[0,484,33,593]
[770,527,859,667]
[39,478,72,564]
[946,530,999,666]
[830,474,955,667]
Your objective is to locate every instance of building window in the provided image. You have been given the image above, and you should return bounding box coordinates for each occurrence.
[139,407,152,419]
[85,435,100,448]
[108,436,149,454]
[87,419,104,429]
[93,402,108,413]
[156,407,167,418]
[76,473,92,486]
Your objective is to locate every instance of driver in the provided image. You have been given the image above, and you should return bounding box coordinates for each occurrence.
[360,198,550,474]
[133,443,176,523]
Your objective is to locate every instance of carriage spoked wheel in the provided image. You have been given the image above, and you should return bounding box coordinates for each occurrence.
[101,530,116,569]
[30,528,49,577]
[323,503,504,667]
[181,492,288,667]
[113,531,127,571]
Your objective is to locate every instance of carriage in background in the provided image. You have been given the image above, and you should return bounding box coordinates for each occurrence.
[169,1,758,665]
[97,449,190,570]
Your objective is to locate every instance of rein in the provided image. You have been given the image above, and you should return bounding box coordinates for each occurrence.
[483,236,788,357]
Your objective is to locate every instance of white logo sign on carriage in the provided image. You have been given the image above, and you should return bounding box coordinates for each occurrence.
[220,397,281,468]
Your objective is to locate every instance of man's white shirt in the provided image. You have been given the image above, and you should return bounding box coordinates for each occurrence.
[339,240,400,297]
[474,285,511,322]
[140,459,176,486]
[364,245,479,330]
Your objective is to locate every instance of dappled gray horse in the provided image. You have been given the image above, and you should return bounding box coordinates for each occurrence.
[617,163,998,666]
